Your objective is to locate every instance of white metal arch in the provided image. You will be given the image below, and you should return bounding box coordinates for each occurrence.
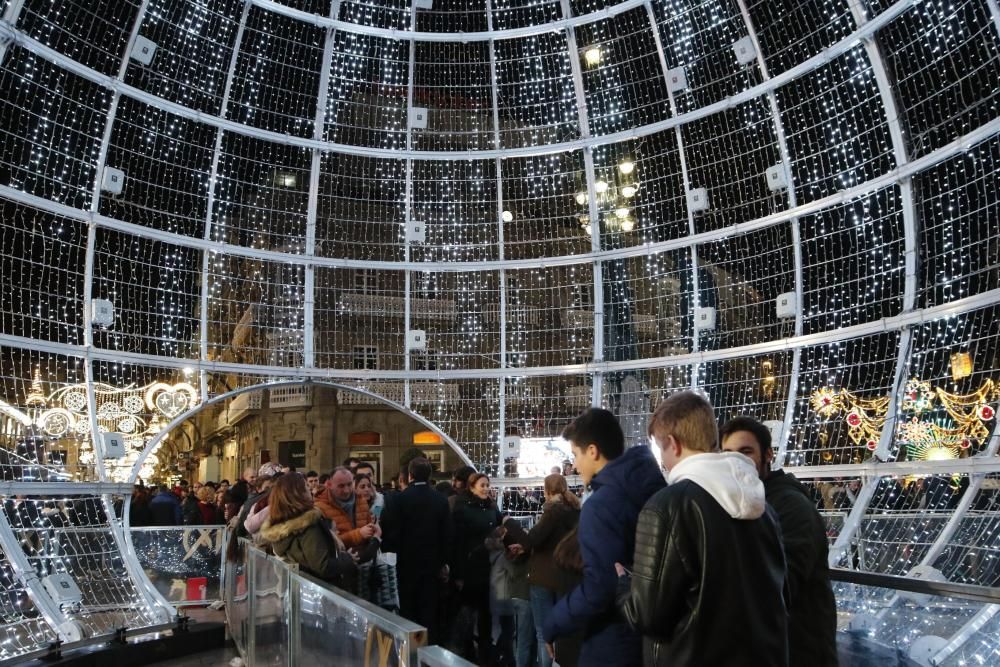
[126,379,474,487]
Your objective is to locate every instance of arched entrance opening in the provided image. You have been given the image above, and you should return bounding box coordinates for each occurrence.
[128,380,472,490]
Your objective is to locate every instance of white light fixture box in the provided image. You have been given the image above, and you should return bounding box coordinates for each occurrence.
[130,35,157,65]
[733,36,756,65]
[101,167,125,195]
[409,106,428,129]
[406,329,427,351]
[665,67,688,92]
[775,292,797,319]
[91,298,115,327]
[694,306,716,331]
[687,187,709,212]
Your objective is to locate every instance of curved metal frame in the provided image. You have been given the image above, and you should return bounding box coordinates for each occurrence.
[0,0,915,162]
[0,0,999,657]
[126,379,474,484]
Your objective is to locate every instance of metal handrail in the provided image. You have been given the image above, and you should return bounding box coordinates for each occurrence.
[829,568,1000,605]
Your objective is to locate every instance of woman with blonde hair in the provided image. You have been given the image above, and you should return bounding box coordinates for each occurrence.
[259,473,358,591]
[196,486,222,524]
[502,473,581,667]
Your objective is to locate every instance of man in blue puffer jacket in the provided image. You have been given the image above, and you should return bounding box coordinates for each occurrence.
[543,408,666,666]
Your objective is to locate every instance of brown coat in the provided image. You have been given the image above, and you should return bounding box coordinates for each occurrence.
[503,499,580,592]
[315,487,371,549]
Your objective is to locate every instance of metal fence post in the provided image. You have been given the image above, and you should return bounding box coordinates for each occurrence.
[246,547,257,667]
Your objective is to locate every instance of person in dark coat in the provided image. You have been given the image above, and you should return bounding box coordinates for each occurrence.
[722,416,836,667]
[258,473,358,591]
[503,473,581,667]
[380,457,453,644]
[543,408,666,667]
[181,487,201,525]
[129,486,151,527]
[450,472,503,664]
[618,393,788,667]
[148,487,182,525]
[550,527,584,667]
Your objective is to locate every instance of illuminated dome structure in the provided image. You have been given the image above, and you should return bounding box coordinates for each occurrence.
[0,0,998,662]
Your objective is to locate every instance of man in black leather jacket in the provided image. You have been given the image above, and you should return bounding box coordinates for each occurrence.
[616,391,789,666]
[722,416,837,667]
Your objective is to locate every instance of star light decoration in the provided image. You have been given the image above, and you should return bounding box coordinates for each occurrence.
[810,386,888,451]
[810,378,998,458]
[897,378,999,460]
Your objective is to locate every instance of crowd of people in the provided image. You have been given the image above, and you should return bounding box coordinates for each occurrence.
[162,389,838,666]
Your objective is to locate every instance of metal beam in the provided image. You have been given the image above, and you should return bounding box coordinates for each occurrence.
[560,0,602,405]
[305,0,341,371]
[732,0,803,467]
[0,111,996,276]
[930,604,1000,665]
[0,507,79,642]
[486,0,508,466]
[3,283,1000,384]
[198,0,252,405]
[129,380,474,481]
[643,2,700,390]
[403,4,417,409]
[0,0,25,64]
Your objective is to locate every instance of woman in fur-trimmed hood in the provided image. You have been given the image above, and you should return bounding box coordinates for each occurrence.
[259,473,358,592]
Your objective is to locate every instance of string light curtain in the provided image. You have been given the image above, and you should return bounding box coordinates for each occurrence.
[0,0,998,660]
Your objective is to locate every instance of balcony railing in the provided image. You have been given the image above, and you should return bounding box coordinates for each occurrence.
[269,385,313,409]
[337,382,461,406]
[561,309,660,338]
[226,391,262,425]
[337,292,457,321]
[484,303,543,325]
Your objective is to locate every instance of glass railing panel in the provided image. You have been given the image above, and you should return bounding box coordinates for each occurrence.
[250,547,291,667]
[833,580,998,665]
[934,605,1000,667]
[225,545,249,656]
[418,645,479,666]
[295,569,425,664]
[130,526,225,606]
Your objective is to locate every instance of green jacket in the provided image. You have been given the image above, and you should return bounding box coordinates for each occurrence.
[259,508,358,593]
[765,471,838,667]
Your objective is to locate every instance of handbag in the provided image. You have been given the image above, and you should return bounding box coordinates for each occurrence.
[358,551,400,610]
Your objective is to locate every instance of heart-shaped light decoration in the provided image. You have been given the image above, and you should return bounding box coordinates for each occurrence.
[146,382,199,419]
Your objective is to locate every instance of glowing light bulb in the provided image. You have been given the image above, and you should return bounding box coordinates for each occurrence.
[622,184,638,198]
[615,207,630,219]
[619,160,635,175]
[621,218,635,232]
[575,191,587,205]
[594,180,609,193]
[583,223,592,235]
[502,210,513,222]
[583,47,602,66]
